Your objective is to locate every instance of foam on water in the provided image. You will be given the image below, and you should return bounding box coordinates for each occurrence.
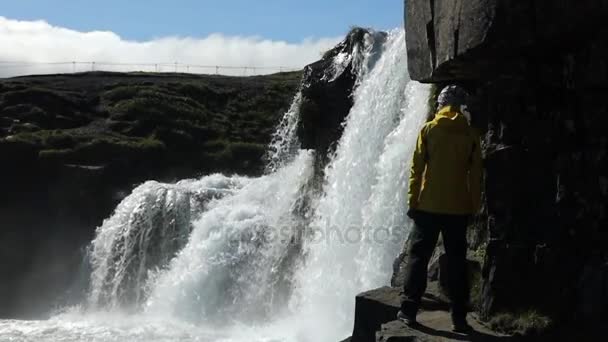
[144,150,315,324]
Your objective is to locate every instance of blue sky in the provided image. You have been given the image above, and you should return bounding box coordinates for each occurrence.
[0,1,405,77]
[0,0,403,42]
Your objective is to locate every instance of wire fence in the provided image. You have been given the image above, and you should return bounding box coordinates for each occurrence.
[0,61,302,78]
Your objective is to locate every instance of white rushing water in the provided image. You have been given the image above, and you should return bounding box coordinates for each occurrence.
[289,29,429,342]
[87,175,250,309]
[0,28,431,342]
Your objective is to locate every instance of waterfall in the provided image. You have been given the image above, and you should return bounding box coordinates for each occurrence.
[87,175,250,309]
[144,151,315,323]
[265,92,303,173]
[288,29,430,341]
[0,28,431,342]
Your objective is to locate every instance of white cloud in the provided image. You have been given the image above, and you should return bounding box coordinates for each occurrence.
[0,17,342,77]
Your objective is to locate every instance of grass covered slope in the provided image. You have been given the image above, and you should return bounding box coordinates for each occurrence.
[0,71,302,175]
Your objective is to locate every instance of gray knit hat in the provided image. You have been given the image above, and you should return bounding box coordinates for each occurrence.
[437,85,470,109]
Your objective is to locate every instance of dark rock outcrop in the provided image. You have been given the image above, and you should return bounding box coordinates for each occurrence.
[299,28,386,169]
[349,287,508,342]
[352,287,402,342]
[0,71,301,318]
[347,287,601,341]
[404,0,608,329]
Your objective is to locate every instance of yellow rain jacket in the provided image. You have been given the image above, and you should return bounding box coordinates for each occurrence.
[408,106,482,215]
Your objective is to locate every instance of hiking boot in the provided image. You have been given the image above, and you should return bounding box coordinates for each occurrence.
[397,310,417,326]
[451,318,474,334]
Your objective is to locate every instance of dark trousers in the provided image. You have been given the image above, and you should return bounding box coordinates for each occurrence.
[401,210,470,319]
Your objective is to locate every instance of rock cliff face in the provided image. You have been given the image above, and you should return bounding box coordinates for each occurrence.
[0,71,301,318]
[401,0,608,327]
[406,0,608,82]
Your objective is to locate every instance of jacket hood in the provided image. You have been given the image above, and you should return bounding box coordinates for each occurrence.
[435,106,469,126]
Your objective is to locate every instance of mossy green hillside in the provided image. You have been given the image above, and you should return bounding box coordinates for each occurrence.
[0,71,302,175]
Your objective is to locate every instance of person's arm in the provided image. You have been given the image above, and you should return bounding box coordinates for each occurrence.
[408,126,427,210]
[469,131,483,213]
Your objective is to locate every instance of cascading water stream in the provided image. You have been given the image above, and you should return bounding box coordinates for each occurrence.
[144,150,315,323]
[87,175,250,309]
[0,28,431,342]
[288,29,430,341]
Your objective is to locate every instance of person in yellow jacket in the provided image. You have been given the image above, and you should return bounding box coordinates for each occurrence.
[398,85,482,334]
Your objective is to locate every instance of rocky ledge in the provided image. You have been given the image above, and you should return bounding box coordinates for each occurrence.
[346,286,509,342]
[343,287,602,342]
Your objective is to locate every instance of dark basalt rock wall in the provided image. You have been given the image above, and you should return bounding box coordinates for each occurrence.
[0,71,301,318]
[406,0,608,82]
[403,0,608,327]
